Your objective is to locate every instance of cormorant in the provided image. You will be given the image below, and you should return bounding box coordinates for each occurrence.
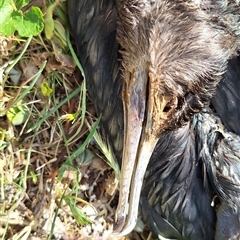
[68,0,240,238]
[141,56,240,240]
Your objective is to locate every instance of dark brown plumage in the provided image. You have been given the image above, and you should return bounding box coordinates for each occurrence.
[68,0,240,238]
[141,56,240,239]
[117,0,239,130]
[141,118,216,239]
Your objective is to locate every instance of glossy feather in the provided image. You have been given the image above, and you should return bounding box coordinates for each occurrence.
[68,0,124,162]
[141,58,240,239]
[68,1,240,239]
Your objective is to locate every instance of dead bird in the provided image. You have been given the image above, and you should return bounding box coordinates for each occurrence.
[68,0,240,238]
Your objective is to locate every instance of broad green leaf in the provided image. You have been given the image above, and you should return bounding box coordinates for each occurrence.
[0,0,13,24]
[0,0,15,35]
[0,17,15,36]
[0,0,44,37]
[13,0,30,9]
[12,7,44,37]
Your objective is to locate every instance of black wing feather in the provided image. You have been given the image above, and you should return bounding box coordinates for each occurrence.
[68,0,124,162]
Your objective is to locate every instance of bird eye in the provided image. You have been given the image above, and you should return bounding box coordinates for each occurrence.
[163,97,179,113]
[163,103,172,112]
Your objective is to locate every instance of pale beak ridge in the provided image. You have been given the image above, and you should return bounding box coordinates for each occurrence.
[114,69,159,235]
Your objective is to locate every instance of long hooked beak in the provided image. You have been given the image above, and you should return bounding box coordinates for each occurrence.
[113,68,160,235]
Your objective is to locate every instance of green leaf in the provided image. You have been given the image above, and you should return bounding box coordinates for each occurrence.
[0,0,15,35]
[63,195,91,225]
[0,18,15,36]
[0,0,13,21]
[44,2,57,39]
[52,20,67,49]
[13,7,44,37]
[0,128,8,150]
[0,140,8,150]
[40,82,53,97]
[29,169,38,184]
[14,0,30,9]
[7,102,29,125]
[0,0,44,37]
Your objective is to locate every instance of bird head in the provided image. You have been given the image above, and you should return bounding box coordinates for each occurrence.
[114,0,238,235]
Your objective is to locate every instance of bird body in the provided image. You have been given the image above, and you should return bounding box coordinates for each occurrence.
[141,57,240,239]
[141,120,216,239]
[211,57,240,136]
[68,0,240,238]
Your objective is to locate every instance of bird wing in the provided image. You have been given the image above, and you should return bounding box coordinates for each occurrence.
[199,57,240,208]
[196,107,240,240]
[68,0,124,161]
[211,57,240,136]
[141,122,216,239]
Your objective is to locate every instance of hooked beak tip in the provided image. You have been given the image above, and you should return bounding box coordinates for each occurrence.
[113,133,158,235]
